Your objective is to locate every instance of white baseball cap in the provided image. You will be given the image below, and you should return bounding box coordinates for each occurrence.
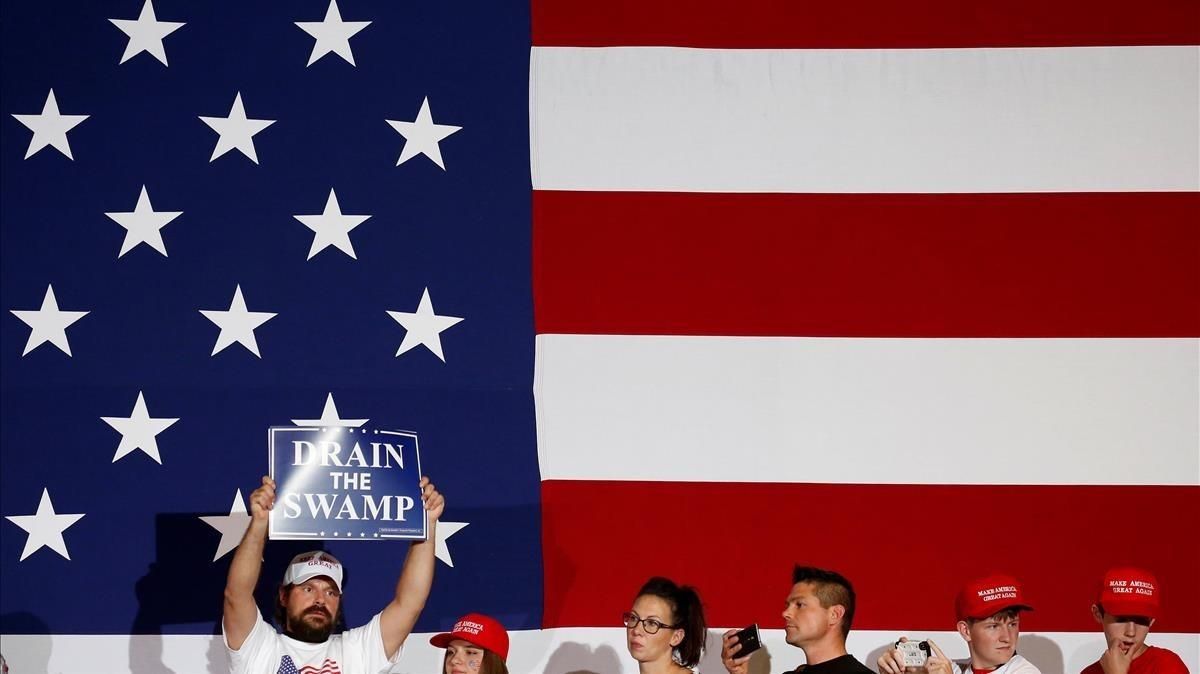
[282,551,343,592]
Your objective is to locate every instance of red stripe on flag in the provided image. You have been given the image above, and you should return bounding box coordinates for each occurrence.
[541,481,1200,632]
[532,0,1200,48]
[298,660,339,674]
[533,191,1200,337]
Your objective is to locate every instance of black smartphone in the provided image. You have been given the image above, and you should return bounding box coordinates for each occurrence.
[733,623,762,658]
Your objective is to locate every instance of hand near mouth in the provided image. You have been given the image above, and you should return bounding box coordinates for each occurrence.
[1099,640,1136,674]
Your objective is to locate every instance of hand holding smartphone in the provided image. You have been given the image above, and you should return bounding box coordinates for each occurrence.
[733,623,763,658]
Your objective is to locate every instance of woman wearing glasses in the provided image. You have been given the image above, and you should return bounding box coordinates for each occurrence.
[623,576,708,673]
[429,613,509,674]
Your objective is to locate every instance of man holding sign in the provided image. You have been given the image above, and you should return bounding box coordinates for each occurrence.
[222,474,444,674]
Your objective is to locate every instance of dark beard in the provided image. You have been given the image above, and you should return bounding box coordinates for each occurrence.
[285,609,334,643]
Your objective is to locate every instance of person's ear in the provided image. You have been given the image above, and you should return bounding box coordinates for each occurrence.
[670,628,684,647]
[1090,604,1104,625]
[957,620,971,642]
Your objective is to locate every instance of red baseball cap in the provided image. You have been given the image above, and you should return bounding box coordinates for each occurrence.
[1097,567,1160,619]
[430,613,509,661]
[956,574,1034,621]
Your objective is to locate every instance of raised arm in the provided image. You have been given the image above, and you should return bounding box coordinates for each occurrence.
[223,475,275,650]
[379,476,444,659]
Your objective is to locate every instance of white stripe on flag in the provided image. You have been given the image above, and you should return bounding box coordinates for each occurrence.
[534,335,1199,485]
[530,46,1200,193]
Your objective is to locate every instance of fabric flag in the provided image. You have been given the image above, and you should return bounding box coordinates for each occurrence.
[2,1,539,671]
[2,0,1198,672]
[529,0,1199,672]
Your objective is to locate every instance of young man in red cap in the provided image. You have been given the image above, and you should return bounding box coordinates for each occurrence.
[222,474,445,674]
[1082,567,1189,674]
[878,574,1040,674]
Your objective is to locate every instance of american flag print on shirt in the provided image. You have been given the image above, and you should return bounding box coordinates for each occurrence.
[277,655,340,674]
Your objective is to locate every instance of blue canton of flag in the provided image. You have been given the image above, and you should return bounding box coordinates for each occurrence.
[0,0,540,661]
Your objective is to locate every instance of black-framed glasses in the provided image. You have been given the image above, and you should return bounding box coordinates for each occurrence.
[622,611,676,634]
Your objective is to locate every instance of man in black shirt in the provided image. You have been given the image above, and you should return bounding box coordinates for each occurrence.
[722,565,875,674]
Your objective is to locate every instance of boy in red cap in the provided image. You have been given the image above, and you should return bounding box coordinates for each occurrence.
[1082,567,1190,674]
[879,574,1040,674]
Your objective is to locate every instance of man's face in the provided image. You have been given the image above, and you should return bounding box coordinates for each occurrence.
[959,612,1020,669]
[1092,605,1153,658]
[782,582,837,648]
[282,577,341,642]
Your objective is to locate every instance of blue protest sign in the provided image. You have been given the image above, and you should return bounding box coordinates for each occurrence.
[268,426,426,541]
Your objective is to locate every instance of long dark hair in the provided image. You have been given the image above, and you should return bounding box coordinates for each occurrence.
[636,576,707,668]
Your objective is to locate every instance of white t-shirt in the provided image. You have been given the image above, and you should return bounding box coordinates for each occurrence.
[224,612,400,674]
[953,654,1041,674]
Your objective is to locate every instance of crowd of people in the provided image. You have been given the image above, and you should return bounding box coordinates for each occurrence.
[222,476,1191,674]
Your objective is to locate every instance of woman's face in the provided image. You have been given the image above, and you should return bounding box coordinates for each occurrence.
[444,638,486,674]
[625,594,682,665]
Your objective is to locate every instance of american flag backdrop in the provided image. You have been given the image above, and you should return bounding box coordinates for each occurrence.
[2,1,1199,673]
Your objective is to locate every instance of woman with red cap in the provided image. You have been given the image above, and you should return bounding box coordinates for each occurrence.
[430,613,510,674]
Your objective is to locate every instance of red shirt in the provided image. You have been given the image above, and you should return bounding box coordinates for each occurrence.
[1081,646,1191,674]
